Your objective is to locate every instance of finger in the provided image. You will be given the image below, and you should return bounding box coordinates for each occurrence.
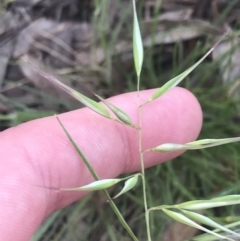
[0,87,202,241]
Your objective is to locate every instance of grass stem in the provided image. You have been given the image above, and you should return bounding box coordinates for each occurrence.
[56,116,139,241]
[137,75,152,241]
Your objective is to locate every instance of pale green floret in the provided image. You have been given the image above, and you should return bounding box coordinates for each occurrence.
[95,94,135,127]
[132,0,143,77]
[182,210,240,238]
[176,195,240,210]
[112,175,139,199]
[162,209,234,241]
[60,179,122,191]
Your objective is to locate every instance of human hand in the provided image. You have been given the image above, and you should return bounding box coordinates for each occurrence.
[0,87,202,241]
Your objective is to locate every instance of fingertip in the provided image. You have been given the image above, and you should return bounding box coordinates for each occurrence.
[124,87,203,171]
[167,87,203,140]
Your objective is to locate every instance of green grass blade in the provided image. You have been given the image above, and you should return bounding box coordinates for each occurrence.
[146,31,229,104]
[132,0,143,78]
[56,116,139,241]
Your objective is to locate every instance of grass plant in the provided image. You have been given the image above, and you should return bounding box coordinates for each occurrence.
[27,1,240,241]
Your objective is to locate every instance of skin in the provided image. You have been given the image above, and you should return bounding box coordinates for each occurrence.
[0,87,202,241]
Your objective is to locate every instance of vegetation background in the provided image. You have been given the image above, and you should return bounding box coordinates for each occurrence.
[1,0,240,240]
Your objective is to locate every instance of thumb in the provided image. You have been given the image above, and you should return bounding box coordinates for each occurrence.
[0,87,202,241]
